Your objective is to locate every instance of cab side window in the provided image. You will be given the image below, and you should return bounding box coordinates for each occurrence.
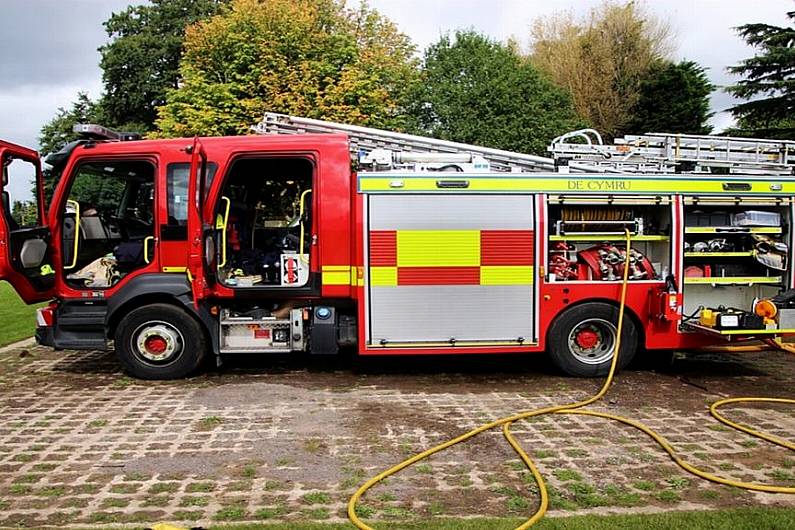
[163,162,217,240]
[2,156,40,231]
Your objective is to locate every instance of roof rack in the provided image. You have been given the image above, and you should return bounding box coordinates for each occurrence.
[549,129,795,175]
[253,112,560,173]
[254,113,795,175]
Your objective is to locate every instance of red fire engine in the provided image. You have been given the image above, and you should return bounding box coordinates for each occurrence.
[1,115,794,379]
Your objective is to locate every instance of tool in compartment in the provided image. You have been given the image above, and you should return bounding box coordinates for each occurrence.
[578,243,656,281]
[696,306,764,330]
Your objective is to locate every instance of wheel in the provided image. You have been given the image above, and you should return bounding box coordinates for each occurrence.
[547,302,638,377]
[115,303,207,379]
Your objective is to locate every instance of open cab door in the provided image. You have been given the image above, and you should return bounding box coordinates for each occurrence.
[0,140,55,303]
[186,138,215,306]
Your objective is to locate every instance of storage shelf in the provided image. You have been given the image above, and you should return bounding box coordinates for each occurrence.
[549,234,670,242]
[684,276,781,285]
[684,251,755,258]
[685,226,781,235]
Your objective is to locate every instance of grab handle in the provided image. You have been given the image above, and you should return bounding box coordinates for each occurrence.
[299,189,312,264]
[64,199,80,270]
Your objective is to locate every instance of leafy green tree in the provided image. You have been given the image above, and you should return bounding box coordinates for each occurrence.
[628,61,714,134]
[155,0,419,137]
[99,0,227,129]
[11,200,38,228]
[727,10,795,139]
[37,93,105,201]
[407,31,584,156]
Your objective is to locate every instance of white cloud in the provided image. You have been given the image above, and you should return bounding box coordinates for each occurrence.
[0,82,104,149]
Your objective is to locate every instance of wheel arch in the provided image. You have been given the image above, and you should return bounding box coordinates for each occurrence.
[546,298,645,349]
[105,274,200,340]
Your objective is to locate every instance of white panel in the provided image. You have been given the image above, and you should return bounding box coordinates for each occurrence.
[370,285,533,343]
[369,194,533,230]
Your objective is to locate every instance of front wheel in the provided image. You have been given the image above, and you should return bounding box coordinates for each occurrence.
[115,303,207,379]
[547,302,638,377]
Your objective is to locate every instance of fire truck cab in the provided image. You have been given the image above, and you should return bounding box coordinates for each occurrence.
[2,119,794,379]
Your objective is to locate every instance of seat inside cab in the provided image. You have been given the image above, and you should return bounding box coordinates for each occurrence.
[215,157,313,288]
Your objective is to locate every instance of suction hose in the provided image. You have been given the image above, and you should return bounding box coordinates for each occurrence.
[348,229,795,529]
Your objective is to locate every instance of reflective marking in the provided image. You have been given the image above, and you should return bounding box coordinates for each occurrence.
[480,266,535,285]
[397,230,480,267]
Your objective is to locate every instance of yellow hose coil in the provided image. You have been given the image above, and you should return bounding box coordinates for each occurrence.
[347,229,795,529]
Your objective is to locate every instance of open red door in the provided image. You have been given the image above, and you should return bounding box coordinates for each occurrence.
[0,140,55,303]
[186,138,216,306]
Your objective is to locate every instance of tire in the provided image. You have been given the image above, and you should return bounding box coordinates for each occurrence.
[115,303,207,380]
[547,302,638,377]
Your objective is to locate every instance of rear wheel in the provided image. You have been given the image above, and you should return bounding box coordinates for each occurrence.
[115,303,207,379]
[547,302,638,377]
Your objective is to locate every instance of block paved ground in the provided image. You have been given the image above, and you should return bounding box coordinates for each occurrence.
[1,344,795,528]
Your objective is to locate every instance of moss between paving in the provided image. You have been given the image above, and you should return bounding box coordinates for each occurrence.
[196,508,795,530]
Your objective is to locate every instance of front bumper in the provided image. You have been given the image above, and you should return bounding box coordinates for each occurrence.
[35,326,55,347]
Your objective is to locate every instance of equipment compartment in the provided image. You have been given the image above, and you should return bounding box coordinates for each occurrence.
[546,200,672,282]
[681,203,791,321]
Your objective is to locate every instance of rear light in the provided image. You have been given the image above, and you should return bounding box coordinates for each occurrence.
[36,305,56,327]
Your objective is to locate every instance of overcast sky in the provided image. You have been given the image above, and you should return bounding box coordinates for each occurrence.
[0,0,792,154]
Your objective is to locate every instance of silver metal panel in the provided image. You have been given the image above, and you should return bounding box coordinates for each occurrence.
[369,194,534,230]
[370,285,533,343]
[366,193,536,344]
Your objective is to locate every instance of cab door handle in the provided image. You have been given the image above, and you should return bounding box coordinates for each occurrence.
[143,236,154,264]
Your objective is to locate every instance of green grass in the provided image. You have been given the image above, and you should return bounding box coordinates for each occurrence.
[0,281,43,346]
[195,508,795,529]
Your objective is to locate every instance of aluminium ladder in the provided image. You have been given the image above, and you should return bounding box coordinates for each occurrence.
[253,112,622,174]
[549,129,795,175]
[253,113,795,175]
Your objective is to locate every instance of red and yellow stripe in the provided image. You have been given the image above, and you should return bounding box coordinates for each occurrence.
[369,229,534,286]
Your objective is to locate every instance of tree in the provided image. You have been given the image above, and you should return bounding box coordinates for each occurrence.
[530,1,672,138]
[11,200,38,228]
[99,0,227,130]
[36,93,106,201]
[155,0,419,137]
[406,31,585,156]
[628,61,713,134]
[726,10,795,139]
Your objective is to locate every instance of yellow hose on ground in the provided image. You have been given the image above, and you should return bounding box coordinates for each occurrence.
[347,229,795,529]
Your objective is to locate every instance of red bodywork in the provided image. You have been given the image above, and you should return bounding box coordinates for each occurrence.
[4,132,716,356]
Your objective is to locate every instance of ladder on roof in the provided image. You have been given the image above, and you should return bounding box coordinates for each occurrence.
[549,129,795,175]
[253,113,795,175]
[253,112,565,173]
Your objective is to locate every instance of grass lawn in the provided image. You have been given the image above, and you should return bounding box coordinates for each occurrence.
[205,507,795,530]
[0,281,44,346]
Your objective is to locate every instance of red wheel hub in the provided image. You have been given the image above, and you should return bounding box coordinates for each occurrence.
[575,328,599,349]
[144,335,168,354]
